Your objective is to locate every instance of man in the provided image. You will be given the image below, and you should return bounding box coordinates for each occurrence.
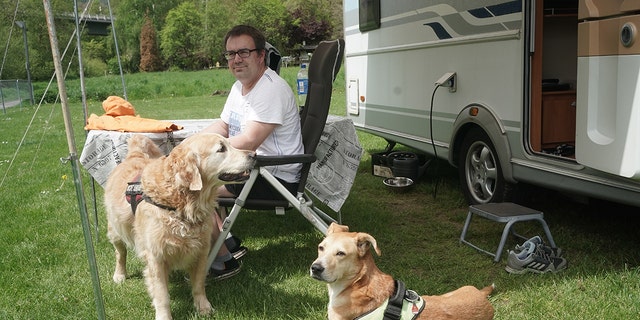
[202,25,304,280]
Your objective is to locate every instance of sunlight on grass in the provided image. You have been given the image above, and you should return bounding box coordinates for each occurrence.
[1,69,639,319]
[495,267,640,319]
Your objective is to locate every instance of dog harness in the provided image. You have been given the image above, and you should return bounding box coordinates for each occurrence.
[125,174,176,214]
[353,280,425,320]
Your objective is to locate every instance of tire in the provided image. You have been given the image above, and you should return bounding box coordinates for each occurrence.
[457,127,511,205]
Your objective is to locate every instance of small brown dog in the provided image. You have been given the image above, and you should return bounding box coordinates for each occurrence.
[104,133,255,320]
[311,223,495,320]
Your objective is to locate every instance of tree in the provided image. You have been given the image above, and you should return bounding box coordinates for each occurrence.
[283,0,341,51]
[0,0,75,81]
[139,15,162,72]
[160,2,204,70]
[286,7,332,49]
[113,0,180,72]
[0,0,346,78]
[236,0,291,54]
[201,0,233,67]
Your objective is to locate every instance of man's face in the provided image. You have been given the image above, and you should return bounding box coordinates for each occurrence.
[225,34,265,84]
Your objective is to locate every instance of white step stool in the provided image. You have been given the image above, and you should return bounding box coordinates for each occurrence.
[459,202,557,262]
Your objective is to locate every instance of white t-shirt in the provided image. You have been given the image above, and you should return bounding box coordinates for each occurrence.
[220,68,304,183]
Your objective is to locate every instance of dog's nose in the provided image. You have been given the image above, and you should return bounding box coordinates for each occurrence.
[310,262,324,275]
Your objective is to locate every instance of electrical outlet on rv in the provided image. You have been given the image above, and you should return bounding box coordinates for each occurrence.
[435,72,457,92]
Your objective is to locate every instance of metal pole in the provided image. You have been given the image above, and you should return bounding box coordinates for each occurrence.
[15,21,34,105]
[73,0,100,239]
[43,1,106,319]
[1,83,5,114]
[71,3,88,124]
[15,80,22,109]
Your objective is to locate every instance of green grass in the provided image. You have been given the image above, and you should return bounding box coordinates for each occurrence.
[1,68,639,319]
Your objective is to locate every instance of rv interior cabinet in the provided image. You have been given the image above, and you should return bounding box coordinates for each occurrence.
[531,0,578,153]
[541,90,576,147]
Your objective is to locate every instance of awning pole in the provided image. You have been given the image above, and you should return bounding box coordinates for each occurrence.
[43,1,106,319]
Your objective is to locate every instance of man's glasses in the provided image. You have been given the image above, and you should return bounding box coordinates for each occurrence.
[223,48,260,60]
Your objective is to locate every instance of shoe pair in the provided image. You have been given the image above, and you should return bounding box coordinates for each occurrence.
[515,235,562,258]
[225,235,248,260]
[505,236,567,274]
[208,236,247,281]
[208,256,242,281]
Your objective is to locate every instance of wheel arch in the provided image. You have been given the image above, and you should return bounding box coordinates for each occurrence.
[449,103,516,184]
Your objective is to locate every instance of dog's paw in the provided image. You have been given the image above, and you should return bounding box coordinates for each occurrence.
[112,272,126,283]
[194,297,213,315]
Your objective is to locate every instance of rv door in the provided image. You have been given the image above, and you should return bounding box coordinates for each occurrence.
[575,0,640,179]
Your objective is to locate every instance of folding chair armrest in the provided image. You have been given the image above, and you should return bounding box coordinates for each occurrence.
[255,154,316,166]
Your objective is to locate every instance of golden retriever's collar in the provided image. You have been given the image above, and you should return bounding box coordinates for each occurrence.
[125,175,176,213]
[354,280,425,320]
[141,194,177,212]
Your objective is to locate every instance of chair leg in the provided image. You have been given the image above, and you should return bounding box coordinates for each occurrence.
[312,205,339,226]
[207,169,260,270]
[207,204,241,269]
[261,169,332,234]
[217,206,228,220]
[299,204,330,234]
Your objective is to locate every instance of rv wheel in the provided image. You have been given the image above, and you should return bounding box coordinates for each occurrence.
[458,128,510,205]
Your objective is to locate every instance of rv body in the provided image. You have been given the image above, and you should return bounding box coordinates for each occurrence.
[344,0,640,206]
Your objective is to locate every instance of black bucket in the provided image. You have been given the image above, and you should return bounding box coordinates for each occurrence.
[387,151,419,181]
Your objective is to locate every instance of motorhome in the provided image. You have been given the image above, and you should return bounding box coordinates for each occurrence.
[344,0,640,206]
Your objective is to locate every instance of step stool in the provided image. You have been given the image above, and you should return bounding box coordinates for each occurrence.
[459,202,556,262]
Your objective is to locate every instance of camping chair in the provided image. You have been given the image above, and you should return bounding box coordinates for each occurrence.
[207,39,345,268]
[265,42,282,74]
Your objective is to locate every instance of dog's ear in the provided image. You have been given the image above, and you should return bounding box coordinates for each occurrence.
[356,233,381,257]
[170,148,203,191]
[327,222,349,234]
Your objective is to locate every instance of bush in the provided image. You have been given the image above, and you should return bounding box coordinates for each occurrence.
[83,58,108,78]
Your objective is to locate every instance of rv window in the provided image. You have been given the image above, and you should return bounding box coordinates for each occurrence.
[359,0,380,32]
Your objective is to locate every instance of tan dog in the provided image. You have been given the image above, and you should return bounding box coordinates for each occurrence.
[104,133,255,320]
[311,223,495,320]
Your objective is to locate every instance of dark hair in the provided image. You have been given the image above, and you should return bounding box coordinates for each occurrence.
[224,25,266,52]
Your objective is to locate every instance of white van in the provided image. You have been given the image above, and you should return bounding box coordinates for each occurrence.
[344,0,640,206]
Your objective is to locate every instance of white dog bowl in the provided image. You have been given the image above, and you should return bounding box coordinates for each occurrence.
[383,177,414,193]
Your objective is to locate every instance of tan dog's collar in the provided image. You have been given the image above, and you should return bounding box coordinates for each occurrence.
[125,174,176,213]
[354,280,425,320]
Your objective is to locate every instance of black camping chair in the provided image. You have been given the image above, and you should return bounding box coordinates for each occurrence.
[265,42,282,74]
[207,39,345,268]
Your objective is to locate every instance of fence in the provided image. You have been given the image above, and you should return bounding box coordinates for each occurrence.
[1,79,34,114]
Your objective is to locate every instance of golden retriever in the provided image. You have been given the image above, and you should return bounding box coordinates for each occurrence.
[104,133,255,320]
[311,223,495,320]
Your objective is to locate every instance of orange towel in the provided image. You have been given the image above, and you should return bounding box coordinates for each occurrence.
[102,95,136,116]
[84,96,183,133]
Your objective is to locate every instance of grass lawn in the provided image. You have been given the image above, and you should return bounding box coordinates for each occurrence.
[1,68,639,319]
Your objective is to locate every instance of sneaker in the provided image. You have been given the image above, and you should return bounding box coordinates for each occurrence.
[208,257,242,281]
[225,235,248,260]
[231,246,248,260]
[506,242,567,274]
[515,236,562,257]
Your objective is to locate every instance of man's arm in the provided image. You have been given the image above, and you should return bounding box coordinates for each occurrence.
[201,119,229,137]
[228,120,277,151]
